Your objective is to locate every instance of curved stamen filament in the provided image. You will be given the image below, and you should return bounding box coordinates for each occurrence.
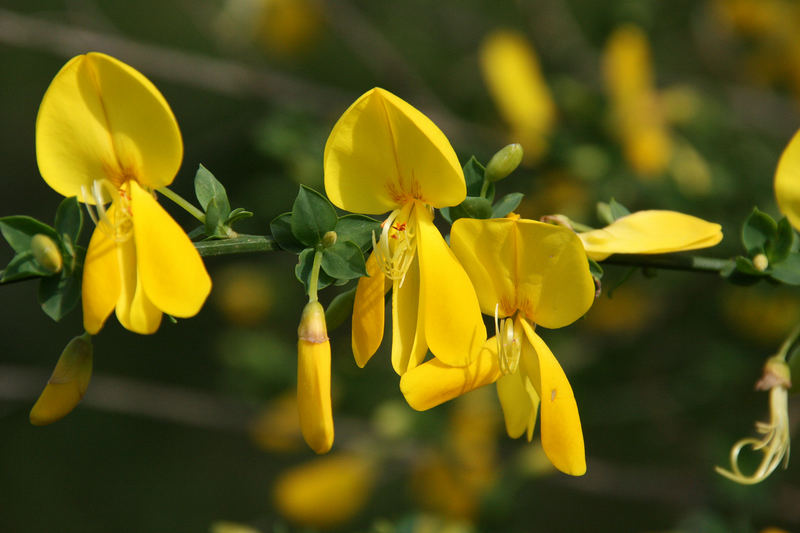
[715,386,790,484]
[372,205,417,286]
[495,305,521,375]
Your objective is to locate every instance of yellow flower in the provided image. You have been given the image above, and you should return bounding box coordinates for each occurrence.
[479,30,556,163]
[297,301,334,454]
[578,210,723,261]
[401,218,595,475]
[30,333,93,426]
[775,128,800,231]
[36,53,211,335]
[324,88,486,375]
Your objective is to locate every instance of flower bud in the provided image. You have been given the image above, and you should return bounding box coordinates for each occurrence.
[297,301,334,453]
[30,333,93,426]
[753,253,769,272]
[30,233,63,274]
[322,230,337,248]
[485,143,524,183]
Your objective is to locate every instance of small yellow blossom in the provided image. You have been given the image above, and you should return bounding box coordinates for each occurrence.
[578,210,723,261]
[30,333,93,426]
[36,52,211,335]
[401,218,595,475]
[324,88,486,375]
[273,453,375,528]
[479,30,556,163]
[297,300,334,454]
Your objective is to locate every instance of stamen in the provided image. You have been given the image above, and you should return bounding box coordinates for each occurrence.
[372,206,417,286]
[495,304,521,375]
[80,179,134,243]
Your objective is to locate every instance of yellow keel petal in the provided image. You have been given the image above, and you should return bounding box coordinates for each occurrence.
[519,319,586,476]
[391,256,427,375]
[82,218,121,335]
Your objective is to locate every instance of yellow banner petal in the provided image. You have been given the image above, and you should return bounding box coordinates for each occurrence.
[579,210,723,261]
[451,218,594,329]
[297,338,334,454]
[775,128,800,231]
[36,52,182,198]
[130,181,212,319]
[324,88,464,214]
[352,253,386,368]
[519,319,586,476]
[82,213,121,335]
[416,208,486,367]
[400,338,502,411]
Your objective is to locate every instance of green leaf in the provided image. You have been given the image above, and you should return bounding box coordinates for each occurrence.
[742,207,777,255]
[290,186,338,247]
[321,241,367,280]
[463,156,494,201]
[597,198,631,226]
[270,212,305,253]
[295,248,334,292]
[335,214,381,251]
[770,253,800,285]
[449,197,493,222]
[588,258,603,280]
[325,287,357,331]
[226,207,254,225]
[194,164,229,211]
[38,257,83,322]
[491,193,524,218]
[1,252,52,282]
[204,196,231,239]
[54,196,83,243]
[439,206,453,224]
[0,216,58,253]
[768,217,794,263]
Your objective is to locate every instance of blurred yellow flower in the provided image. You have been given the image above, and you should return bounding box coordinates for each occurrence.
[479,30,556,163]
[324,88,486,375]
[722,286,800,344]
[578,210,723,261]
[296,301,333,454]
[36,52,211,335]
[402,218,595,475]
[30,333,93,426]
[250,392,303,453]
[214,264,273,326]
[273,453,375,528]
[603,25,672,177]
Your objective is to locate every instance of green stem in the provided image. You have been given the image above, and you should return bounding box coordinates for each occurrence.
[600,254,733,274]
[194,235,278,256]
[479,179,490,199]
[308,249,324,302]
[157,187,206,223]
[776,323,800,361]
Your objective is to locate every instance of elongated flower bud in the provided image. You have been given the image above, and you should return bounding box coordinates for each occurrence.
[297,301,334,453]
[30,333,93,426]
[485,143,524,183]
[30,233,63,274]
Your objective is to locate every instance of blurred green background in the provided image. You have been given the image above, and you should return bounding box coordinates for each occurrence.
[1,1,799,532]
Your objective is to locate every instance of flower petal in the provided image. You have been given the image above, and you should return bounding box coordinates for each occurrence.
[579,210,723,261]
[400,337,502,410]
[114,221,162,335]
[324,88,464,214]
[496,370,537,440]
[297,338,334,454]
[131,181,212,318]
[416,207,486,367]
[352,253,387,368]
[480,30,555,162]
[451,218,595,328]
[775,128,800,231]
[36,52,182,198]
[82,216,121,335]
[391,255,427,375]
[519,319,586,476]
